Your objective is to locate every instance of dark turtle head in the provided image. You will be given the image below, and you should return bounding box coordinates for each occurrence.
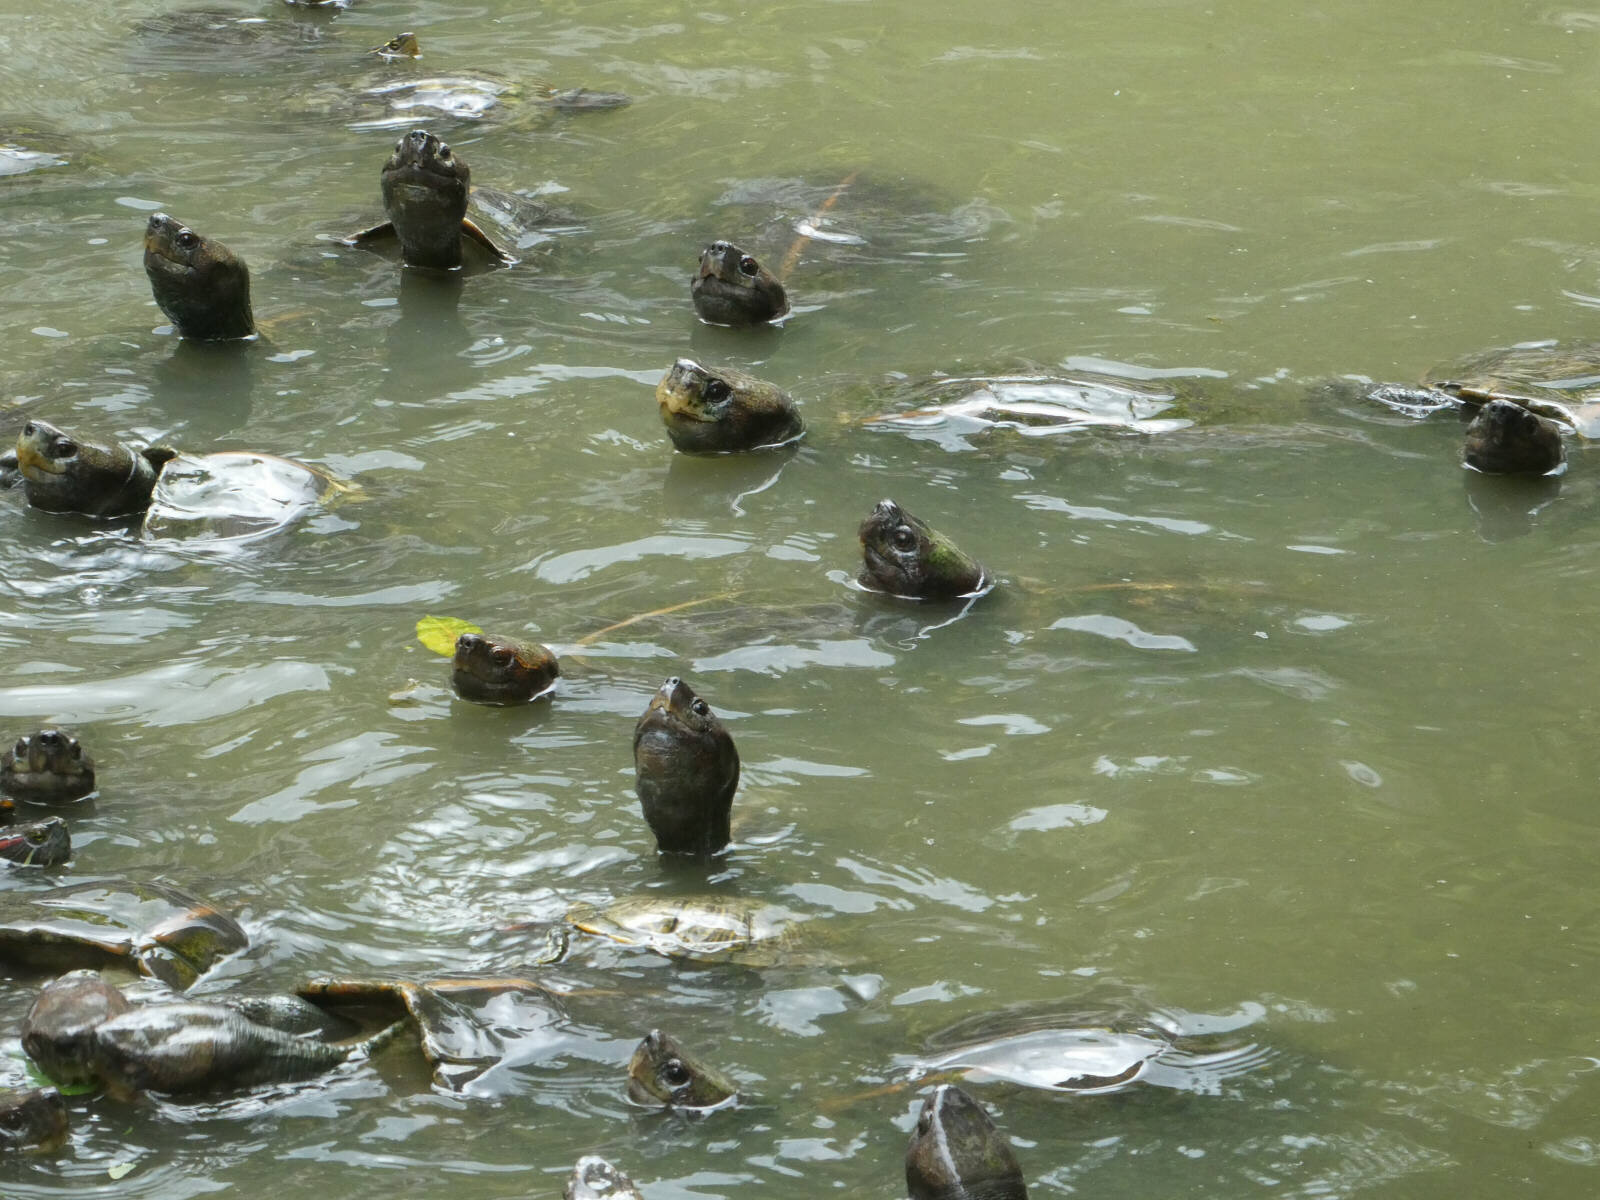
[654,358,803,453]
[625,1029,739,1109]
[371,30,420,58]
[11,421,174,518]
[0,816,70,867]
[381,128,471,270]
[1463,399,1565,476]
[858,499,987,600]
[632,677,739,856]
[1,728,96,802]
[563,1156,644,1200]
[143,213,255,341]
[691,240,788,326]
[906,1084,1029,1200]
[451,632,560,704]
[0,1087,69,1152]
[22,972,133,1087]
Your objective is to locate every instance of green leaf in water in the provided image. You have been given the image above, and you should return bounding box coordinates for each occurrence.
[22,1059,98,1095]
[107,1162,135,1180]
[416,615,481,657]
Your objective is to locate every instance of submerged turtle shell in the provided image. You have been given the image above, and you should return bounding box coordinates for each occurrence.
[1423,341,1600,437]
[563,895,810,966]
[0,879,247,989]
[141,451,342,542]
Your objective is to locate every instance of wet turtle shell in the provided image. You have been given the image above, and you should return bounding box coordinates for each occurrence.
[141,450,344,542]
[0,816,70,867]
[0,879,247,990]
[1364,340,1600,438]
[0,125,86,179]
[559,895,812,967]
[564,1156,644,1200]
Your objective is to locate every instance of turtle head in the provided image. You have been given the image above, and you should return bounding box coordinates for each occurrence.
[451,632,559,704]
[372,30,420,58]
[905,1084,1027,1200]
[0,816,71,866]
[142,213,255,341]
[1463,398,1565,476]
[625,1029,738,1109]
[21,973,133,1087]
[858,498,986,600]
[691,241,788,326]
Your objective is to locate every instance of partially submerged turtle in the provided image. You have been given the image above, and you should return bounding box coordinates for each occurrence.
[1368,340,1600,438]
[558,895,811,967]
[3,419,340,539]
[1,729,95,802]
[858,499,989,601]
[655,359,803,453]
[0,816,70,867]
[342,128,514,270]
[1462,398,1565,476]
[691,241,788,326]
[22,973,134,1086]
[564,1156,644,1200]
[0,125,82,179]
[0,1088,68,1153]
[905,1084,1028,1200]
[626,1029,738,1110]
[143,212,256,341]
[452,632,559,704]
[0,879,247,989]
[633,677,739,857]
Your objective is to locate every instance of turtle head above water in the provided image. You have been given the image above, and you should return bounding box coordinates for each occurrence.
[905,1084,1029,1200]
[858,498,987,601]
[691,240,788,326]
[11,421,176,518]
[142,212,255,341]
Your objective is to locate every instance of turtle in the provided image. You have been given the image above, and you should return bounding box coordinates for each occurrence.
[858,499,990,601]
[0,816,70,867]
[1365,340,1600,439]
[905,1084,1029,1200]
[0,878,248,990]
[564,1156,645,1200]
[341,128,515,271]
[555,895,812,967]
[143,212,256,342]
[625,1029,738,1110]
[1,728,95,803]
[1462,398,1565,476]
[654,358,804,454]
[0,125,81,179]
[3,419,341,539]
[452,632,559,705]
[0,1088,68,1153]
[633,677,739,857]
[691,241,788,326]
[21,973,135,1087]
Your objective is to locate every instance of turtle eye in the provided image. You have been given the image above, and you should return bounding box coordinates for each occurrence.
[738,255,759,276]
[661,1059,692,1089]
[176,229,199,250]
[703,379,730,403]
[22,422,35,437]
[491,648,513,667]
[691,699,709,717]
[52,438,77,459]
[891,527,917,553]
[438,145,452,159]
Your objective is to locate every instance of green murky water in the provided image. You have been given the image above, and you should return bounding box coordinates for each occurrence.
[4,0,1600,1195]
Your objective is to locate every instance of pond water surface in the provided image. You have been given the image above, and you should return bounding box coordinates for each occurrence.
[4,0,1600,1197]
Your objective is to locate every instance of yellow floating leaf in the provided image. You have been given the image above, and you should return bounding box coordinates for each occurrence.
[416,615,481,657]
[107,1163,135,1180]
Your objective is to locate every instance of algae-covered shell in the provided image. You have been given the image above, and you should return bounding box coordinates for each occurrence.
[563,895,811,967]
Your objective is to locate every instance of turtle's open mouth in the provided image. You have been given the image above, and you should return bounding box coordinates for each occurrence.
[656,383,714,422]
[14,440,65,479]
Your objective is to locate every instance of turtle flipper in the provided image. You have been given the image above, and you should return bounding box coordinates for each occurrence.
[0,449,18,490]
[461,218,517,267]
[340,222,397,247]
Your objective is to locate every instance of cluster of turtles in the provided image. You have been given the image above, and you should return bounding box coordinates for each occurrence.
[8,3,1600,1196]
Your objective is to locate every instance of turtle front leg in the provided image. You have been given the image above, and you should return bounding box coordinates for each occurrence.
[461,218,518,268]
[339,221,398,248]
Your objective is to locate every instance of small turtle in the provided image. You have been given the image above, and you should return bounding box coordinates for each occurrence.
[1462,398,1565,476]
[143,212,256,341]
[905,1084,1028,1200]
[691,241,788,326]
[0,816,70,867]
[1,729,95,802]
[1367,340,1600,438]
[369,30,420,59]
[0,1088,68,1153]
[0,879,247,990]
[858,499,989,601]
[452,632,559,704]
[564,1156,644,1200]
[559,895,809,967]
[655,359,803,454]
[626,1029,738,1110]
[22,973,135,1086]
[633,677,739,857]
[79,1001,405,1098]
[342,128,514,271]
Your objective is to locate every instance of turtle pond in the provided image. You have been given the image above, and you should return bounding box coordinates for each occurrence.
[4,0,1600,1195]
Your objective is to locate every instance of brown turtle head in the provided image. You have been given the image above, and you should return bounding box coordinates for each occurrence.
[12,420,174,518]
[451,632,560,704]
[632,677,739,856]
[654,358,803,453]
[1463,398,1565,476]
[22,972,133,1087]
[1,727,96,802]
[858,499,987,601]
[906,1084,1028,1200]
[0,1087,69,1152]
[0,816,70,867]
[371,30,420,58]
[625,1029,739,1109]
[143,213,255,341]
[690,240,788,326]
[381,128,471,270]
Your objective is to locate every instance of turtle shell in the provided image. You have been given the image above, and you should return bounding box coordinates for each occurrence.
[1425,341,1600,437]
[564,896,810,967]
[0,879,247,990]
[140,451,341,543]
